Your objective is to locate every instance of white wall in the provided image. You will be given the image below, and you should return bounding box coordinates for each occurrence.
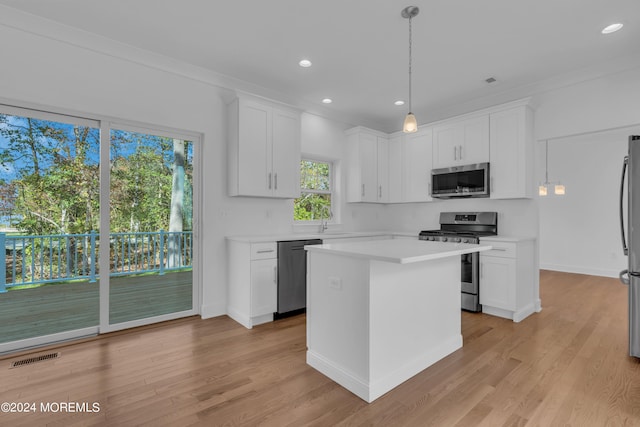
[537,128,640,277]
[532,66,640,277]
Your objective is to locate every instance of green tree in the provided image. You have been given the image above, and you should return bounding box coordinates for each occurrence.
[0,115,99,234]
[294,160,331,221]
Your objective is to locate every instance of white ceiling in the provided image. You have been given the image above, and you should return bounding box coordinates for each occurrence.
[1,0,639,132]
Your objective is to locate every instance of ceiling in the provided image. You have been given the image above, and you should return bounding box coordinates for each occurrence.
[0,0,639,132]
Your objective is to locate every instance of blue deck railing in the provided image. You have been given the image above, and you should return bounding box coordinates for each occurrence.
[1,230,193,292]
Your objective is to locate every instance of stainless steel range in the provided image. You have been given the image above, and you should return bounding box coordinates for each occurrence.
[419,212,498,312]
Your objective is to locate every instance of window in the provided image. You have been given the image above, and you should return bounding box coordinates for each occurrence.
[294,159,332,221]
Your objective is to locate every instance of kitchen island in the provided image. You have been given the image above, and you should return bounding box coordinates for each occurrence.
[305,238,492,403]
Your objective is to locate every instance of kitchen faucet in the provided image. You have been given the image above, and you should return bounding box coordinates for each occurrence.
[319,206,333,233]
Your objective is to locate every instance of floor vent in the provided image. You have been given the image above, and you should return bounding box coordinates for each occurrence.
[10,352,60,368]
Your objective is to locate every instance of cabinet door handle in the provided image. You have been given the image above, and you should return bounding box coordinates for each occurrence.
[256,249,275,254]
[459,145,463,160]
[480,263,483,278]
[274,173,278,190]
[379,185,382,198]
[428,183,432,197]
[454,146,457,160]
[492,248,507,252]
[361,184,365,197]
[268,173,272,189]
[490,176,493,192]
[273,266,277,283]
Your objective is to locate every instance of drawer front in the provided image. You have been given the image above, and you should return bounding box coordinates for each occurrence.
[481,241,516,258]
[250,242,277,260]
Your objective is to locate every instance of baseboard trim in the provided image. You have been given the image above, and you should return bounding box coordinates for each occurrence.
[307,334,463,403]
[540,263,619,278]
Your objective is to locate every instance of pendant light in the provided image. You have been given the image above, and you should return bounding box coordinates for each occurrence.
[539,140,565,196]
[402,6,419,133]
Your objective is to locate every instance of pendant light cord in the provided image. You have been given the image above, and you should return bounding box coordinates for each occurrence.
[545,140,549,183]
[408,15,413,113]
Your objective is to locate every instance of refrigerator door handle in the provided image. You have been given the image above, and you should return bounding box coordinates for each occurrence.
[620,269,630,285]
[620,156,629,256]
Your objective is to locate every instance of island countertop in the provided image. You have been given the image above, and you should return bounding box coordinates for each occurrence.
[305,238,492,264]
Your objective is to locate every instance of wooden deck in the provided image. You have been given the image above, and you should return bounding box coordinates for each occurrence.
[0,271,192,344]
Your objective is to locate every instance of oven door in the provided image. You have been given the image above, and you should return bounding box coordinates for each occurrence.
[461,252,481,311]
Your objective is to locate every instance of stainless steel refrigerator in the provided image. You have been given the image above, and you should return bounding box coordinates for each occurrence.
[619,135,640,358]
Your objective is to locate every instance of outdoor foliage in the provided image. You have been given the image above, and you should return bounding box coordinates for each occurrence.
[0,113,195,287]
[0,114,193,234]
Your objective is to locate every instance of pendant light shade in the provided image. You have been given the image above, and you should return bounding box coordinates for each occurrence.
[401,6,419,133]
[539,140,566,197]
[403,112,418,133]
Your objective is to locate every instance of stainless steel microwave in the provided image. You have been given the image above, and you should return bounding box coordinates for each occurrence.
[431,162,490,199]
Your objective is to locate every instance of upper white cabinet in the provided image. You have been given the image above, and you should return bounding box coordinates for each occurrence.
[228,96,301,198]
[387,134,403,203]
[432,115,489,168]
[345,99,533,203]
[376,136,390,203]
[489,105,534,199]
[345,127,389,203]
[402,127,433,202]
[347,126,434,203]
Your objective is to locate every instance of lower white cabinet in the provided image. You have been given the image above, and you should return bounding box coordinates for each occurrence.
[479,237,540,322]
[250,258,277,317]
[227,240,278,328]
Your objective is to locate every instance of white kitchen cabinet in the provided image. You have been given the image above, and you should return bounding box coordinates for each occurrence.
[432,115,489,168]
[345,127,390,203]
[402,127,433,202]
[227,240,278,328]
[250,258,278,317]
[479,237,539,322]
[387,134,403,203]
[489,105,534,199]
[228,96,301,198]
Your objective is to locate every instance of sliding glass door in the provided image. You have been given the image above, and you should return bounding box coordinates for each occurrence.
[0,105,200,352]
[106,126,196,328]
[0,106,101,350]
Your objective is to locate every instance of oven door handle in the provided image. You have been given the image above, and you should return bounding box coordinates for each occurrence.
[473,251,480,279]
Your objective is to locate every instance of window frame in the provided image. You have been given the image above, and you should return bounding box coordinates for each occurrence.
[294,157,335,224]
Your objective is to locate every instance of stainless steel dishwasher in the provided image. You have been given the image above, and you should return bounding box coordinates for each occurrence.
[276,239,322,318]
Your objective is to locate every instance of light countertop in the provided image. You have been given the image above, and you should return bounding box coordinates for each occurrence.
[226,231,407,243]
[305,238,492,264]
[479,235,536,243]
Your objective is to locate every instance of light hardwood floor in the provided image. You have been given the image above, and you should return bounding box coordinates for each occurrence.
[1,270,640,426]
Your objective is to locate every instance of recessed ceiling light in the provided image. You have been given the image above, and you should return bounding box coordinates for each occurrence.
[602,23,623,34]
[322,98,332,104]
[394,100,405,106]
[299,59,312,67]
